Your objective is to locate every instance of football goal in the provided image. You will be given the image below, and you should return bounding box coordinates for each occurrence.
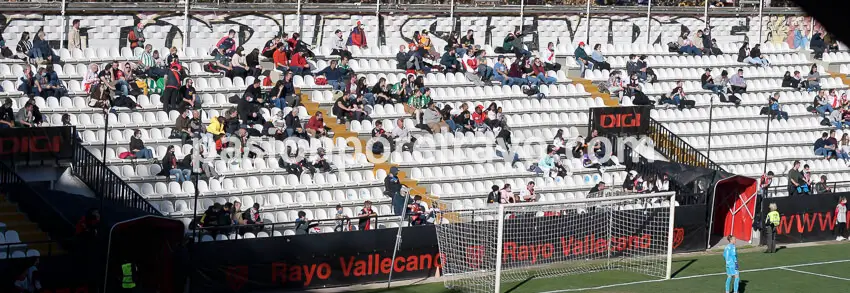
[434,192,677,293]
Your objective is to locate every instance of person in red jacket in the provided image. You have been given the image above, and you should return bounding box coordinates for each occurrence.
[471,105,489,130]
[532,58,557,85]
[305,112,328,138]
[288,51,311,75]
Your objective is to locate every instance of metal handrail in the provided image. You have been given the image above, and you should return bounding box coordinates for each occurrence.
[72,145,161,215]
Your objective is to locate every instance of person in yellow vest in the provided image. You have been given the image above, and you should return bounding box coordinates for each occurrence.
[121,262,138,292]
[764,203,780,253]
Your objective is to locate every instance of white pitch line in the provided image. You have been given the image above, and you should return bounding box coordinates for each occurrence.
[782,267,850,281]
[537,259,850,293]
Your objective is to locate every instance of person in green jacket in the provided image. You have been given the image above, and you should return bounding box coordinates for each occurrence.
[574,41,594,78]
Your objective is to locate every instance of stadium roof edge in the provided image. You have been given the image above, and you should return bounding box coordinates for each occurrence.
[0,2,805,16]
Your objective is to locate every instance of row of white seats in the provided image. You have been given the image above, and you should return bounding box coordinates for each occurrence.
[144,188,390,211]
[665,117,824,136]
[652,105,810,123]
[134,171,385,199]
[429,171,621,199]
[684,131,833,151]
[158,198,392,222]
[52,47,214,63]
[638,78,846,97]
[555,42,795,57]
[587,65,823,82]
[710,146,820,164]
[406,159,601,184]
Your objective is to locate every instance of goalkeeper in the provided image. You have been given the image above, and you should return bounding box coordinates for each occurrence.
[723,235,740,293]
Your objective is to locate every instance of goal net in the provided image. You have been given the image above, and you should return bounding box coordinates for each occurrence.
[434,192,676,293]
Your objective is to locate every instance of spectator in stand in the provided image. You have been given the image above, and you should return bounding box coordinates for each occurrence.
[13,101,34,127]
[212,45,233,77]
[782,70,801,89]
[332,91,366,123]
[316,59,347,92]
[626,54,644,82]
[692,30,705,54]
[179,78,199,111]
[160,64,182,111]
[261,35,280,58]
[15,32,32,62]
[82,64,100,93]
[814,90,834,117]
[507,57,530,86]
[486,185,500,204]
[272,44,289,73]
[391,119,414,152]
[805,64,821,92]
[305,112,328,138]
[574,42,593,77]
[294,210,319,235]
[396,45,409,70]
[372,78,395,105]
[737,42,751,64]
[108,60,130,97]
[128,22,145,50]
[244,48,261,78]
[347,21,368,49]
[499,184,516,204]
[656,173,670,192]
[166,47,180,66]
[840,133,850,159]
[591,44,611,71]
[708,38,724,55]
[138,44,165,78]
[659,80,686,108]
[129,130,153,159]
[815,175,832,194]
[216,29,238,57]
[357,200,378,230]
[701,28,713,54]
[491,55,515,85]
[174,110,192,144]
[810,32,826,60]
[160,145,191,183]
[333,204,350,232]
[608,71,625,102]
[588,181,606,196]
[802,164,813,186]
[282,107,306,139]
[519,181,537,202]
[288,50,311,76]
[747,44,770,67]
[229,47,249,79]
[768,92,789,121]
[460,30,475,55]
[626,73,651,105]
[828,130,848,159]
[17,67,34,96]
[678,31,702,55]
[729,69,747,94]
[243,203,263,233]
[331,29,352,59]
[440,49,462,74]
[787,160,809,196]
[384,167,404,215]
[701,68,724,96]
[407,87,431,117]
[543,42,561,71]
[532,58,557,85]
[68,19,81,50]
[759,171,774,196]
[310,147,334,173]
[420,101,446,133]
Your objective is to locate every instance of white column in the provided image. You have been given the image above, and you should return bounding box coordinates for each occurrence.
[646,0,652,45]
[703,0,709,25]
[520,0,525,25]
[584,0,591,44]
[297,0,302,36]
[60,0,66,49]
[450,0,455,29]
[183,0,190,51]
[665,193,676,279]
[757,0,764,44]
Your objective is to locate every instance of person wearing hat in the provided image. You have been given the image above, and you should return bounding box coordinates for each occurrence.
[439,49,461,74]
[574,41,593,78]
[347,20,368,49]
[384,167,405,216]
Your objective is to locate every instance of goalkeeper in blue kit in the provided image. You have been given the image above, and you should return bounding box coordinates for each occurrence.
[723,235,740,293]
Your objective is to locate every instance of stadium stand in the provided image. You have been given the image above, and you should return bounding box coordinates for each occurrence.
[0,5,847,241]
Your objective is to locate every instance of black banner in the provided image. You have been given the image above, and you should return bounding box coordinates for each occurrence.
[761,193,849,244]
[590,106,651,135]
[0,126,75,162]
[192,205,707,292]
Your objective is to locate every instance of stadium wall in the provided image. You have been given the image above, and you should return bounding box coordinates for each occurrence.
[0,11,821,54]
[189,204,705,292]
[761,192,850,244]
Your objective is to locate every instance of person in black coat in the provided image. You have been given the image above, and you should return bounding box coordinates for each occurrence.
[284,107,307,139]
[236,94,263,126]
[158,145,191,183]
[811,32,826,60]
[245,48,262,78]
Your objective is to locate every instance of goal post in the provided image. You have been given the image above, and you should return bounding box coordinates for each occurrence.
[435,192,677,293]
